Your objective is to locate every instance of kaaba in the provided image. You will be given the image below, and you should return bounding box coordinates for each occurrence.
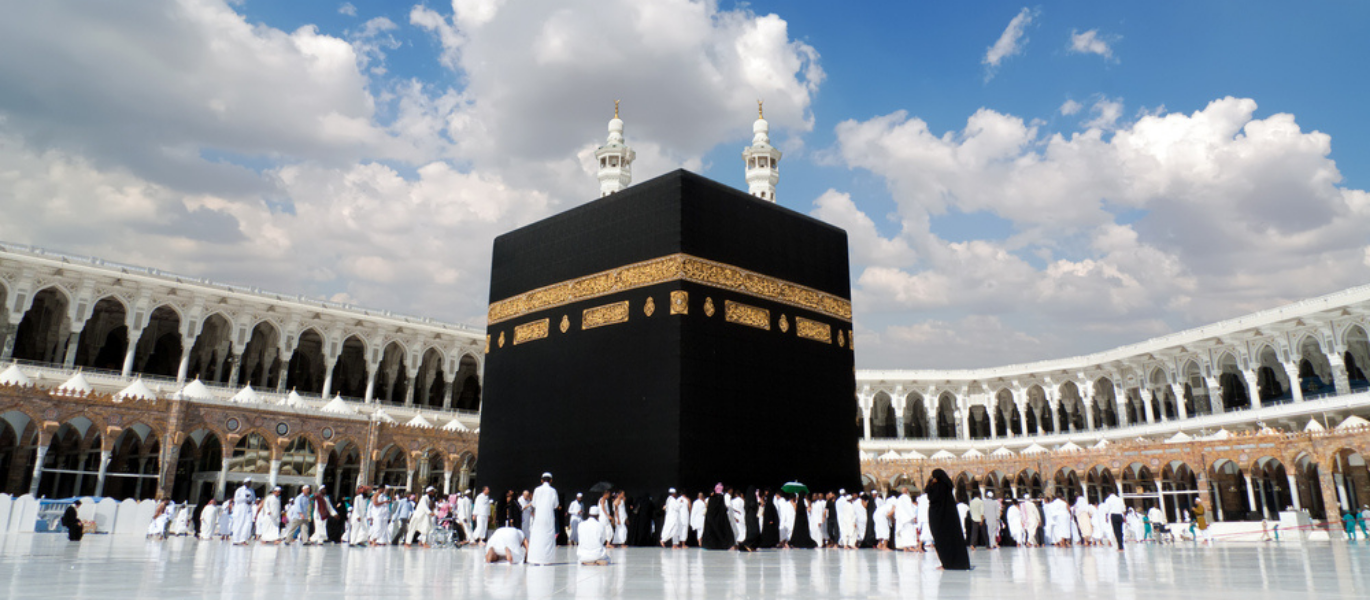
[477,169,860,497]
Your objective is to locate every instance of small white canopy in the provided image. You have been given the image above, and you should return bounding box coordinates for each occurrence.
[1056,441,1083,452]
[320,394,357,415]
[282,390,306,407]
[1165,431,1193,443]
[175,378,213,401]
[115,379,156,402]
[1091,439,1110,449]
[962,448,985,458]
[230,385,260,404]
[990,446,1015,457]
[372,408,398,424]
[0,364,32,387]
[1304,418,1326,432]
[858,450,871,461]
[442,418,470,432]
[1203,428,1231,440]
[1021,443,1048,455]
[878,450,901,461]
[929,450,957,460]
[406,414,435,429]
[57,373,93,395]
[901,450,927,460]
[1336,415,1370,431]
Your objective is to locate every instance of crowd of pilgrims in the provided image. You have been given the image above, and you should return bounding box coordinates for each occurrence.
[140,468,1197,570]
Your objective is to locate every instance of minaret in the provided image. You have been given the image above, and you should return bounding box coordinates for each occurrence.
[742,100,781,202]
[595,100,636,196]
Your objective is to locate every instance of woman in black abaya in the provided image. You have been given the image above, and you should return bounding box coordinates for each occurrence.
[702,485,735,550]
[789,493,817,549]
[926,469,972,570]
[759,489,781,548]
[741,487,762,551]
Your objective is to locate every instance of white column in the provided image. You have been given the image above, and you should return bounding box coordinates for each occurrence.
[1327,351,1351,396]
[1141,389,1156,424]
[29,445,49,496]
[1242,369,1262,409]
[1288,474,1301,510]
[321,356,338,397]
[216,457,230,500]
[405,370,419,406]
[1244,474,1258,517]
[958,404,969,441]
[62,330,82,367]
[315,457,327,489]
[989,407,999,439]
[120,328,144,378]
[0,321,17,361]
[860,403,873,441]
[928,407,939,440]
[444,470,453,495]
[406,469,416,492]
[1170,383,1188,420]
[1204,376,1223,413]
[269,459,282,489]
[226,353,242,387]
[894,407,907,440]
[1282,362,1304,403]
[363,369,378,403]
[1015,401,1027,437]
[176,341,195,384]
[94,450,111,497]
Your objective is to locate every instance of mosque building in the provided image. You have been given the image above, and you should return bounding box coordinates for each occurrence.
[1,107,1367,532]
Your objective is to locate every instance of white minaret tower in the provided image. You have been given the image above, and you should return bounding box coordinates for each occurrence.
[742,100,781,202]
[595,100,636,196]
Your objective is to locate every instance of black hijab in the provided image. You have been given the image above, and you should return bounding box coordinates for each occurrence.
[702,491,734,550]
[742,486,761,550]
[789,496,817,549]
[926,469,971,570]
[758,490,780,548]
[629,493,657,546]
[861,493,877,548]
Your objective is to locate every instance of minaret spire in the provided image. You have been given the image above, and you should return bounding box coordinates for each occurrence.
[595,101,636,196]
[742,100,781,202]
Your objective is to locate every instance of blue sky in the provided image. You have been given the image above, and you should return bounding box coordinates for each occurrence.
[1,1,1368,369]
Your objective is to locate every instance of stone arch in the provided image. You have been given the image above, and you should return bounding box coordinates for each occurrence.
[237,320,283,389]
[331,334,369,399]
[323,440,362,495]
[1014,468,1043,499]
[967,404,991,439]
[0,409,39,494]
[74,296,130,370]
[1057,381,1085,431]
[935,391,958,439]
[1331,448,1369,515]
[12,286,72,363]
[1180,359,1212,416]
[1159,461,1198,522]
[286,328,326,394]
[1091,377,1119,428]
[228,432,271,474]
[1025,384,1049,434]
[1085,465,1116,504]
[377,341,410,405]
[1254,345,1291,405]
[993,388,1019,436]
[106,422,161,500]
[134,305,183,378]
[1249,456,1292,519]
[1343,325,1370,391]
[452,353,482,412]
[870,391,896,439]
[415,347,448,408]
[373,444,409,488]
[904,392,929,439]
[1209,458,1251,521]
[1052,468,1083,501]
[1292,452,1327,519]
[181,428,222,503]
[1216,352,1250,411]
[37,417,102,498]
[1296,334,1334,396]
[187,312,234,384]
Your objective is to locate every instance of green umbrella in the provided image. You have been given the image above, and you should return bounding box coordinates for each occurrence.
[781,481,808,495]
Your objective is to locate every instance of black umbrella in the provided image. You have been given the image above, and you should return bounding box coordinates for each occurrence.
[589,481,615,493]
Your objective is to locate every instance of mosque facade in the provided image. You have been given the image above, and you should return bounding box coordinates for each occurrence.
[1,109,1367,529]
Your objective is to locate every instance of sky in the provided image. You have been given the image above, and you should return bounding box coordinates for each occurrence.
[1,1,1368,369]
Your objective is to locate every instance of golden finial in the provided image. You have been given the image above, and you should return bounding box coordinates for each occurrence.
[757,99,764,119]
[614,99,620,119]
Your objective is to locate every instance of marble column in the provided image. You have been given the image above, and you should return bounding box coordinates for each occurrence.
[1242,369,1262,409]
[1282,362,1304,403]
[62,330,82,367]
[94,450,111,497]
[1170,383,1188,420]
[1288,474,1301,510]
[226,353,243,387]
[121,328,144,378]
[861,404,873,441]
[363,369,377,403]
[216,457,230,501]
[269,459,282,489]
[28,445,48,496]
[176,340,195,384]
[1244,474,1259,518]
[321,356,338,398]
[1141,389,1156,424]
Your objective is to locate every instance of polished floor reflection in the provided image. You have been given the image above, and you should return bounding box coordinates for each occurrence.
[1,535,1366,599]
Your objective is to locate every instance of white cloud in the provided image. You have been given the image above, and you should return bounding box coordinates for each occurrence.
[338,2,356,17]
[1069,28,1117,61]
[983,7,1036,80]
[834,97,1370,367]
[810,189,917,268]
[1060,99,1083,116]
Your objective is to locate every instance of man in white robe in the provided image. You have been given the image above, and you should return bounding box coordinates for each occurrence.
[984,491,1002,549]
[852,494,868,547]
[310,486,338,544]
[1006,501,1024,546]
[527,473,560,565]
[219,499,234,539]
[690,493,707,544]
[836,492,855,548]
[485,526,527,564]
[894,489,917,550]
[255,487,283,543]
[199,499,220,540]
[675,494,691,545]
[809,495,827,546]
[777,494,795,545]
[917,493,934,546]
[349,487,370,546]
[728,492,746,544]
[519,490,534,539]
[369,487,391,546]
[408,487,436,547]
[456,490,475,544]
[1022,497,1042,547]
[577,506,610,565]
[1044,495,1070,546]
[473,487,492,543]
[661,489,684,548]
[230,480,257,545]
[567,493,584,545]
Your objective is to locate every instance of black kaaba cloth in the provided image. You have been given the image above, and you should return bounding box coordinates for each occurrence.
[478,169,861,498]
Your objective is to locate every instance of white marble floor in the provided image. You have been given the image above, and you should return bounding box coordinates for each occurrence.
[1,535,1366,599]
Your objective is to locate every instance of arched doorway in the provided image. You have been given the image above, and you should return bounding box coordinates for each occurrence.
[331,335,368,399]
[374,446,409,488]
[1086,467,1116,504]
[38,418,101,498]
[1331,449,1369,515]
[415,348,448,408]
[286,329,326,394]
[106,424,159,500]
[870,392,896,438]
[1210,459,1251,521]
[1092,378,1119,427]
[904,392,929,438]
[378,342,410,405]
[134,306,182,378]
[74,296,129,371]
[453,354,482,411]
[12,287,71,363]
[1217,354,1251,411]
[1250,457,1292,519]
[1160,461,1198,522]
[187,313,233,384]
[237,321,282,389]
